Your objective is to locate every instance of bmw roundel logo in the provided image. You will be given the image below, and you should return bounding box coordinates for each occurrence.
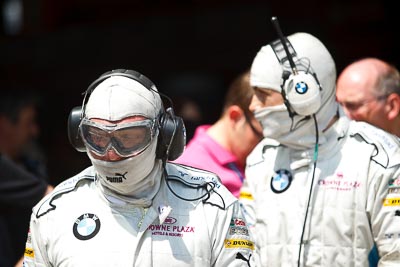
[73,213,101,240]
[295,82,308,94]
[270,169,293,193]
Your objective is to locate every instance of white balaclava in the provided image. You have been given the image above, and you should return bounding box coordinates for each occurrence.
[250,32,338,150]
[84,75,163,206]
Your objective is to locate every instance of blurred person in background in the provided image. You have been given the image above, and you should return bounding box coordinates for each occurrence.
[0,90,49,179]
[336,57,400,137]
[174,70,263,198]
[0,90,53,267]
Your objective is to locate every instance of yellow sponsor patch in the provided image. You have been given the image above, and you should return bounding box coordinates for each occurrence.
[383,198,400,206]
[224,239,254,250]
[24,248,34,258]
[239,191,253,200]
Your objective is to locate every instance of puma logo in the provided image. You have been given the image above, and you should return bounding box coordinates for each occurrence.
[236,252,252,267]
[106,172,128,183]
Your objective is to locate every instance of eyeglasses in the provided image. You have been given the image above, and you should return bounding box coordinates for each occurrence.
[80,118,157,157]
[244,111,263,138]
[339,95,387,111]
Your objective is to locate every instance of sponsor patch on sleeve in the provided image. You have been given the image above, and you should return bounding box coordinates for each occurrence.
[224,239,254,250]
[239,191,253,200]
[388,177,400,195]
[26,228,32,245]
[228,218,249,236]
[24,248,34,258]
[383,198,400,206]
[389,177,400,187]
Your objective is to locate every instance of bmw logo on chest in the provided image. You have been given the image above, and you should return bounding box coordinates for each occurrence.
[73,213,101,240]
[295,81,308,94]
[270,169,293,193]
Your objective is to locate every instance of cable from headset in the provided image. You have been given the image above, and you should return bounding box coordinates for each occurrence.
[164,170,226,209]
[165,172,215,201]
[297,113,319,267]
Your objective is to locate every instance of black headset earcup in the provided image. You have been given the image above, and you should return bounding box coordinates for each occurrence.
[156,110,186,161]
[68,106,86,152]
[168,116,186,160]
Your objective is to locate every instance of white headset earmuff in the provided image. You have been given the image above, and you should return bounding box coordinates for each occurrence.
[283,71,321,116]
[271,17,322,116]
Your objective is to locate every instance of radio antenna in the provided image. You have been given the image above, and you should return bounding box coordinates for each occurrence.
[271,16,298,74]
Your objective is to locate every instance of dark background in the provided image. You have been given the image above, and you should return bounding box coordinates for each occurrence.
[1,0,398,186]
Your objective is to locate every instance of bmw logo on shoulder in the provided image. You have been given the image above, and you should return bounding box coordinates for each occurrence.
[295,82,308,94]
[73,213,101,240]
[271,169,293,193]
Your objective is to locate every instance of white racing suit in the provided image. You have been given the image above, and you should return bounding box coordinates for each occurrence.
[24,162,255,266]
[240,116,400,266]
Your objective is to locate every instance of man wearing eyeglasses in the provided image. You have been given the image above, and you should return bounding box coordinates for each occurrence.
[336,57,400,137]
[22,69,255,266]
[174,70,263,198]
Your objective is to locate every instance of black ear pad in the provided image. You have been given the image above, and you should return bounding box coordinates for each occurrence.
[68,106,86,152]
[156,108,186,161]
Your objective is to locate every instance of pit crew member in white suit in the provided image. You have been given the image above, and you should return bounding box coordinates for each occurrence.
[23,69,255,267]
[239,28,400,266]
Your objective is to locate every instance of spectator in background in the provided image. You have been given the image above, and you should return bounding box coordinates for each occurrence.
[174,70,263,198]
[0,91,49,179]
[0,155,51,267]
[336,57,400,137]
[0,90,53,267]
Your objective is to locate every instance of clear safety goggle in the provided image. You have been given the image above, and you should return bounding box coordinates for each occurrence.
[80,118,157,157]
